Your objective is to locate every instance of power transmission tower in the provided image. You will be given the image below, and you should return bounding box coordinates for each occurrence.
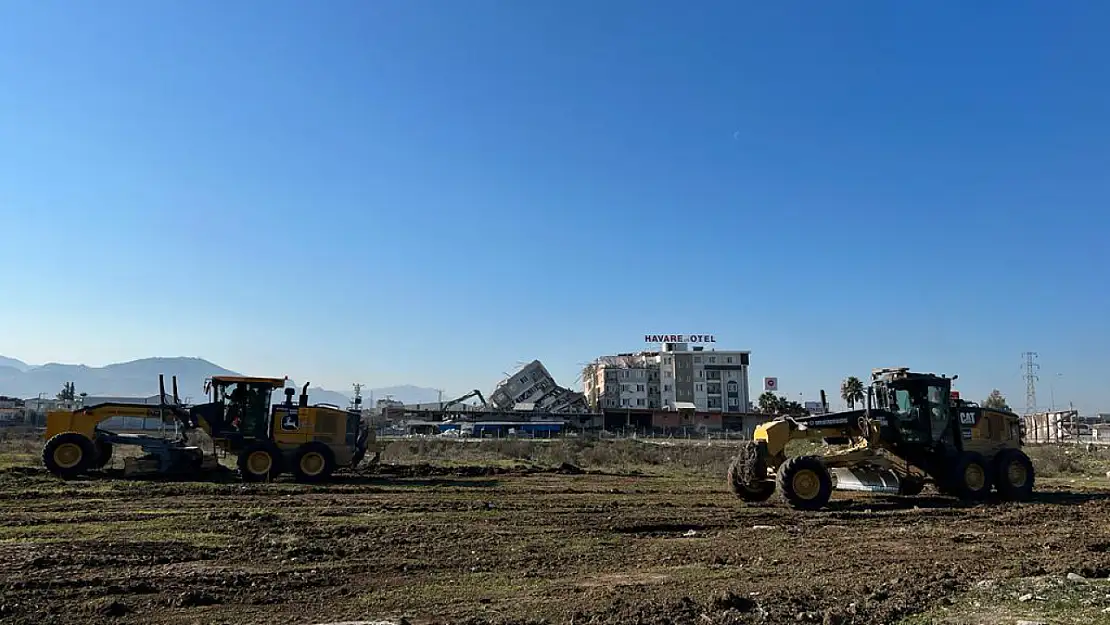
[1021,351,1039,415]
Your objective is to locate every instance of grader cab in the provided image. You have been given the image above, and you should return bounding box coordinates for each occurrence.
[728,367,1033,510]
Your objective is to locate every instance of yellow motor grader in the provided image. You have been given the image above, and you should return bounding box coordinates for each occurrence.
[728,367,1034,510]
[41,374,381,483]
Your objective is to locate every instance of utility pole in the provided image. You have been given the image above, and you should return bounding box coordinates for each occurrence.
[352,383,364,410]
[1022,351,1039,416]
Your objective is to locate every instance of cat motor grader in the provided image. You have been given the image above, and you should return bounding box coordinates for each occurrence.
[727,367,1034,510]
[41,374,381,482]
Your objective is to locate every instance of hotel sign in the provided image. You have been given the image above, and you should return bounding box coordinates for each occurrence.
[644,334,717,343]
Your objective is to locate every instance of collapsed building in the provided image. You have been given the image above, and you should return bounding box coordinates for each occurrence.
[488,360,590,413]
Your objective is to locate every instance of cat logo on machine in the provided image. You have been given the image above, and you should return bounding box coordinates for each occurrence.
[959,411,977,426]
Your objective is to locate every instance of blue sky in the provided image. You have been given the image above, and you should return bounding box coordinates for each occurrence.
[0,1,1107,412]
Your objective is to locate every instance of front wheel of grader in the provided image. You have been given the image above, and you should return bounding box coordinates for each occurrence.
[727,442,775,503]
[776,455,833,511]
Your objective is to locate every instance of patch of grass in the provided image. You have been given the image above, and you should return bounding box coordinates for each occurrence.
[897,574,1110,624]
[0,429,41,469]
[1027,444,1110,478]
[379,438,755,476]
[0,513,233,547]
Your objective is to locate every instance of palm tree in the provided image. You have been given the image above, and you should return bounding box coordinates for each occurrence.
[841,376,865,410]
[757,391,780,414]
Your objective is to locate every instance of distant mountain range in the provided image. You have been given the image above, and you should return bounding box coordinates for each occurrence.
[0,356,443,406]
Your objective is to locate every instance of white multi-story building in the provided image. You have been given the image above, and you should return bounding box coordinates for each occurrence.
[583,342,751,413]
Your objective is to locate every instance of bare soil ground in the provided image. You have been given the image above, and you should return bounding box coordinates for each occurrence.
[1,436,1110,625]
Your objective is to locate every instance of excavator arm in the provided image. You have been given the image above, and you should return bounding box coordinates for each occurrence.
[441,389,487,411]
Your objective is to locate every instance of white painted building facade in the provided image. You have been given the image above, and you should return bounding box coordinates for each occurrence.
[584,342,752,413]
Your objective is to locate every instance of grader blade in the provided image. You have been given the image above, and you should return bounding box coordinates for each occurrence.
[830,467,901,495]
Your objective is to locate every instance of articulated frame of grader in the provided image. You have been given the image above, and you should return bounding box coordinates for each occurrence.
[728,367,1035,510]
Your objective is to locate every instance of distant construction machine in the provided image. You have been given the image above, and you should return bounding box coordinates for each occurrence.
[440,389,488,411]
[41,374,381,483]
[727,367,1034,510]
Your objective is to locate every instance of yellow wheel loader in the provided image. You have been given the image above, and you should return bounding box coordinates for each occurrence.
[41,374,382,483]
[728,368,1034,510]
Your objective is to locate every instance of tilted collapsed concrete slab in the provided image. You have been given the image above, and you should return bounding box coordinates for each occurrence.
[489,360,590,413]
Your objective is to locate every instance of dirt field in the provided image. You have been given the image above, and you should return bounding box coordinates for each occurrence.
[2,437,1110,625]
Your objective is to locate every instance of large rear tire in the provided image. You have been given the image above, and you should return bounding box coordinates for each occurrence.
[292,442,336,483]
[776,456,833,511]
[238,442,283,483]
[948,451,992,501]
[43,433,95,479]
[993,449,1035,501]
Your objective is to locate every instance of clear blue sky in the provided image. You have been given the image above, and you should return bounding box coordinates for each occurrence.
[1,1,1107,412]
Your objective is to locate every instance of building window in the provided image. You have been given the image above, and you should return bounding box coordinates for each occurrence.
[726,357,733,363]
[698,371,703,379]
[520,375,530,384]
[664,357,672,365]
[664,384,672,392]
[708,357,716,363]
[620,384,628,392]
[665,371,673,378]
[707,383,721,395]
[696,383,704,392]
[636,384,645,392]
[728,397,739,407]
[636,398,645,407]
[694,356,701,363]
[707,397,722,409]
[706,370,721,380]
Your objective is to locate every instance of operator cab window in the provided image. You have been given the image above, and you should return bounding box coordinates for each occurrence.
[927,385,948,442]
[894,390,912,415]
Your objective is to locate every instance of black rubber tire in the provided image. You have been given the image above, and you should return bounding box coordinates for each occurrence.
[237,441,283,482]
[291,442,337,483]
[993,448,1035,501]
[776,455,833,511]
[42,432,95,479]
[727,453,775,502]
[93,438,114,469]
[948,451,992,501]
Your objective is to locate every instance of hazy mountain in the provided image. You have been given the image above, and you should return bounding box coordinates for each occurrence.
[0,356,441,406]
[0,356,28,372]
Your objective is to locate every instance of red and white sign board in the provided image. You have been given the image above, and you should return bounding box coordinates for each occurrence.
[764,377,778,392]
